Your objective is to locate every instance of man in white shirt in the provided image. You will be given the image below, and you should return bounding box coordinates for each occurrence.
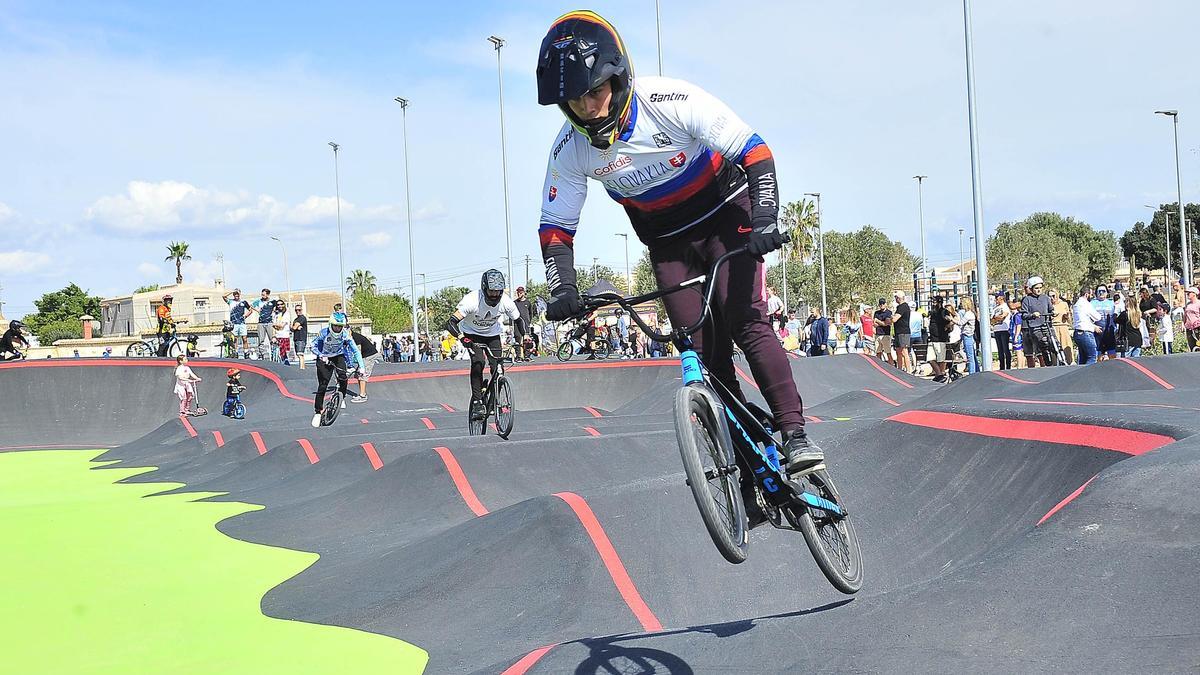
[766,287,785,332]
[1072,289,1102,365]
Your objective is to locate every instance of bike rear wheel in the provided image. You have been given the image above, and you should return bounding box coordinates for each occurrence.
[167,339,184,358]
[785,469,863,594]
[674,384,747,564]
[321,391,343,426]
[593,341,611,360]
[495,376,514,439]
[556,341,574,362]
[126,341,152,357]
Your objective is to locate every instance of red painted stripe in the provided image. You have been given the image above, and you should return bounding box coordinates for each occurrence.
[888,410,1173,455]
[212,431,225,447]
[250,431,268,455]
[1037,474,1099,526]
[360,418,369,424]
[0,358,311,402]
[1116,358,1174,390]
[360,442,384,470]
[857,353,914,389]
[805,415,823,424]
[993,370,1035,384]
[554,491,664,632]
[501,645,557,675]
[440,403,456,412]
[421,417,436,430]
[433,446,489,517]
[178,415,198,438]
[490,422,498,433]
[863,389,900,406]
[297,438,320,464]
[988,397,1200,412]
[733,365,760,391]
[583,406,603,418]
[584,426,601,437]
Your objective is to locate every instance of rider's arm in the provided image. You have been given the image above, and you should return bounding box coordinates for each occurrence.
[539,124,588,297]
[503,298,526,335]
[446,311,465,338]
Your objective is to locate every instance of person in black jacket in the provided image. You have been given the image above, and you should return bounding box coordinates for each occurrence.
[512,286,534,361]
[348,328,380,402]
[1115,300,1145,357]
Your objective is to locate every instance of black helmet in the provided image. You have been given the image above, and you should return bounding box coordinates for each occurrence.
[481,269,506,307]
[537,10,634,150]
[9,320,25,332]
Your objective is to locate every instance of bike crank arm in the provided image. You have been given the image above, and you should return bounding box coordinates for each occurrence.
[685,464,738,487]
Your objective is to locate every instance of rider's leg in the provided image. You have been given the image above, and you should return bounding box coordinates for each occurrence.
[334,356,349,395]
[314,358,332,413]
[466,335,488,401]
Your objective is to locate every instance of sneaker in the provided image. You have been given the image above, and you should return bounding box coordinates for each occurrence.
[311,413,322,428]
[340,399,347,410]
[349,394,368,403]
[469,400,487,420]
[783,431,824,473]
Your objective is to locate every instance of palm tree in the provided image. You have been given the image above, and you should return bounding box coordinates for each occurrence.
[779,199,819,262]
[164,241,191,285]
[345,269,378,295]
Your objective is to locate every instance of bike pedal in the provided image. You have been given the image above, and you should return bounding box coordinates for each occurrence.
[788,463,826,479]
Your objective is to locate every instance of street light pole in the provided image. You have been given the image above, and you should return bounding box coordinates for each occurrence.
[488,36,515,289]
[418,273,430,341]
[394,97,421,344]
[804,192,826,317]
[914,175,928,306]
[962,0,992,370]
[958,228,965,293]
[655,0,664,75]
[328,142,346,310]
[615,233,631,294]
[269,237,291,302]
[1156,110,1190,285]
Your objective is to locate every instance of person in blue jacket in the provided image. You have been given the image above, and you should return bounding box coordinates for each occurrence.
[309,314,363,427]
[808,310,830,357]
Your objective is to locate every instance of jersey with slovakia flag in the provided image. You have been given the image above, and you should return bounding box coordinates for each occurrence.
[539,75,773,248]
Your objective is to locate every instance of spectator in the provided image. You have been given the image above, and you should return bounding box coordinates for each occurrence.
[1049,288,1074,365]
[1184,286,1200,351]
[808,309,830,357]
[927,295,953,382]
[331,302,348,325]
[348,328,380,402]
[222,289,253,357]
[1116,298,1144,358]
[248,288,276,358]
[1159,304,1176,354]
[892,291,912,373]
[958,296,979,374]
[102,347,112,359]
[291,305,308,370]
[1008,296,1025,368]
[1090,284,1117,360]
[512,287,534,361]
[1072,287,1102,365]
[1021,277,1056,367]
[990,292,1012,370]
[860,305,876,354]
[615,308,630,355]
[766,286,784,331]
[785,311,801,337]
[846,307,862,353]
[872,298,894,365]
[272,301,292,365]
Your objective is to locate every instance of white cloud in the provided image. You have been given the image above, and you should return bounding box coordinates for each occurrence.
[180,259,227,285]
[361,231,393,247]
[0,250,52,273]
[0,202,14,223]
[137,262,161,277]
[84,181,406,235]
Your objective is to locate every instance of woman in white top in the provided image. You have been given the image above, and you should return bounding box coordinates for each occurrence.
[959,296,979,374]
[173,355,202,415]
[990,292,1013,370]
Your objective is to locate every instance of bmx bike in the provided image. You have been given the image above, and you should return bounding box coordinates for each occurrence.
[555,324,611,361]
[465,343,515,439]
[569,243,863,593]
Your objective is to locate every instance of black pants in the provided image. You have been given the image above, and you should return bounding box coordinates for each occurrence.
[314,355,348,413]
[157,332,172,357]
[650,193,805,432]
[994,330,1011,370]
[514,322,528,358]
[465,333,501,401]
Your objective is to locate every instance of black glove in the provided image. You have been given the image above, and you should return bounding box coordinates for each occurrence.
[546,287,582,322]
[746,227,785,256]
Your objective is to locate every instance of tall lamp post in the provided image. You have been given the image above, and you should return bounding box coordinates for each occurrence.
[417,273,430,341]
[1145,204,1171,283]
[327,142,346,309]
[269,236,291,303]
[394,97,420,343]
[489,36,515,289]
[962,0,992,370]
[804,192,827,317]
[958,228,965,294]
[615,233,631,294]
[654,0,664,75]
[914,175,928,306]
[1155,110,1191,285]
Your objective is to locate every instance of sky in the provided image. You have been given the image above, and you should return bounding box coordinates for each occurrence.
[1,0,1198,318]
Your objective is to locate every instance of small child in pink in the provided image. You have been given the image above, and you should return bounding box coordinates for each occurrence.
[174,355,202,415]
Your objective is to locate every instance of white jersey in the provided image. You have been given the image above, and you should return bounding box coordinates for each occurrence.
[456,290,520,338]
[540,76,765,246]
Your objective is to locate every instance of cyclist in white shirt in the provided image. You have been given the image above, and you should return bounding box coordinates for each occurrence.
[446,269,526,420]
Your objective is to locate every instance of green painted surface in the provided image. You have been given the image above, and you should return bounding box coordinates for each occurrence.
[0,450,427,674]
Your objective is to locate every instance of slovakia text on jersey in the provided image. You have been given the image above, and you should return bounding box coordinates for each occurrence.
[539,76,772,247]
[456,290,521,338]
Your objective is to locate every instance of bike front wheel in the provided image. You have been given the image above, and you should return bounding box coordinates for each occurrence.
[495,376,515,439]
[233,403,246,420]
[321,391,343,426]
[592,341,611,360]
[674,384,748,564]
[167,340,184,358]
[556,341,575,362]
[126,341,152,358]
[784,469,864,594]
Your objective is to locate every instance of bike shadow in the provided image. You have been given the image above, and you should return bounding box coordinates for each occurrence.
[568,599,854,674]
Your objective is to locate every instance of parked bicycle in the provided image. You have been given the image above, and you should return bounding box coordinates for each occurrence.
[555,321,611,361]
[567,243,863,593]
[127,324,188,358]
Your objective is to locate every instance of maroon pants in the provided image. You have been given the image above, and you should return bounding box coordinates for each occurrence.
[650,195,805,432]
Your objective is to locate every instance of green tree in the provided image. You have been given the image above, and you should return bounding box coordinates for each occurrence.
[164,242,191,285]
[22,283,103,343]
[779,198,819,262]
[345,269,378,295]
[134,284,160,294]
[421,286,471,336]
[987,212,1118,294]
[348,289,412,333]
[1119,203,1199,275]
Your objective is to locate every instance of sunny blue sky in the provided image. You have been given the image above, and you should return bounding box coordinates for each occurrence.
[1,0,1197,318]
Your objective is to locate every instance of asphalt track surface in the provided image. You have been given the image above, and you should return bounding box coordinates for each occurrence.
[2,352,1197,673]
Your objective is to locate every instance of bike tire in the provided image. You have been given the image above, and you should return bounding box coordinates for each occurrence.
[785,469,864,594]
[467,411,486,436]
[593,341,611,360]
[233,403,246,420]
[321,391,343,426]
[167,339,184,358]
[495,376,515,439]
[674,384,748,564]
[556,341,574,362]
[126,342,152,358]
